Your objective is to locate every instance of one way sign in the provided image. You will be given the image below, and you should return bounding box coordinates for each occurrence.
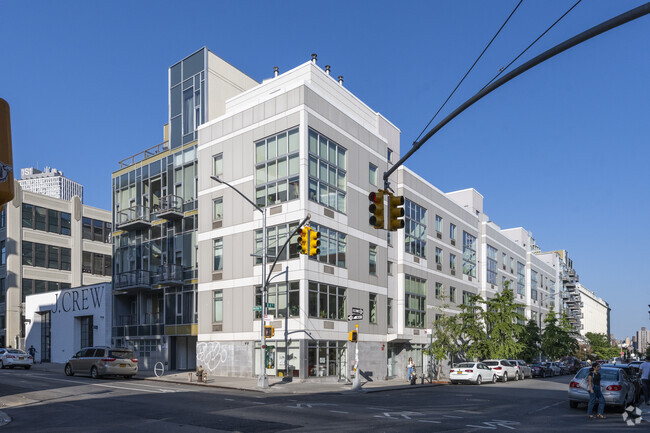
[347,314,363,321]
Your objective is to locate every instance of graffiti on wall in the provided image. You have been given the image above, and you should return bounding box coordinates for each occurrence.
[196,342,228,373]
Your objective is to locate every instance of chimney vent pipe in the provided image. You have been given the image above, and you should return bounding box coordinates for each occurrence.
[311,53,317,64]
[273,66,279,77]
[338,75,344,85]
[325,65,331,75]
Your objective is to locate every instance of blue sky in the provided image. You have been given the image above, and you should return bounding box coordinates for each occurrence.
[1,1,648,340]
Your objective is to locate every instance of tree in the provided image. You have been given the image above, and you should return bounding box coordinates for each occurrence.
[483,286,524,359]
[518,319,541,363]
[541,308,577,360]
[585,332,619,360]
[558,312,579,355]
[428,312,459,381]
[456,293,489,361]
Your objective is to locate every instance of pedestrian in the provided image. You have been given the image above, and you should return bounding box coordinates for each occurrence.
[587,363,606,419]
[407,357,415,382]
[28,345,37,360]
[639,355,650,406]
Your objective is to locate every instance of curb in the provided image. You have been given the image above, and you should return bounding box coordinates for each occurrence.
[0,411,11,427]
[142,376,265,393]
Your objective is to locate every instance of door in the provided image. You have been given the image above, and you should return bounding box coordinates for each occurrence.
[40,311,51,362]
[387,345,398,377]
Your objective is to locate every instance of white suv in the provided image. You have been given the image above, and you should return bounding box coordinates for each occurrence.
[483,359,519,382]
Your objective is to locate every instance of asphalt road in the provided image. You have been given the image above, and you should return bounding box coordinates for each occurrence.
[0,368,647,432]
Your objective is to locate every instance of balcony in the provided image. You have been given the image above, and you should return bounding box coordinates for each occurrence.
[116,205,151,231]
[152,264,184,288]
[114,270,151,292]
[155,195,184,221]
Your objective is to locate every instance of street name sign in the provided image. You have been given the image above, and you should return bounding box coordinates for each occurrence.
[252,306,262,312]
[352,307,364,314]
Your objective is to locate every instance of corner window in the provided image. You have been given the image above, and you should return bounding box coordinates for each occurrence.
[308,222,346,268]
[255,281,300,319]
[308,128,346,213]
[517,262,525,295]
[369,163,378,186]
[308,282,346,320]
[256,128,300,208]
[462,231,476,277]
[404,199,426,258]
[487,245,497,285]
[213,238,223,271]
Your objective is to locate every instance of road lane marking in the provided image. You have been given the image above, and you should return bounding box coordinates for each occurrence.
[530,400,563,413]
[418,420,442,423]
[26,374,177,393]
[329,410,349,414]
[443,415,463,419]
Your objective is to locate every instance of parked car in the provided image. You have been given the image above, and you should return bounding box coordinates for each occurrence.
[559,356,581,374]
[544,362,562,376]
[557,362,571,375]
[601,364,642,405]
[0,348,34,369]
[483,359,519,382]
[64,347,138,379]
[449,362,497,385]
[531,363,553,378]
[508,359,532,379]
[568,366,636,411]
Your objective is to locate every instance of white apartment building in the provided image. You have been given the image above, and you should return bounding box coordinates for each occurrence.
[194,52,588,381]
[576,283,609,338]
[19,166,83,202]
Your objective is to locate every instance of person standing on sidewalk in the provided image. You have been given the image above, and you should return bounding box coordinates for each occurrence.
[639,355,650,406]
[28,345,37,362]
[407,357,415,382]
[587,363,605,419]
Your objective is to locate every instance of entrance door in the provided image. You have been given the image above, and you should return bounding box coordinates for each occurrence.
[387,344,398,377]
[40,311,51,362]
[80,316,93,348]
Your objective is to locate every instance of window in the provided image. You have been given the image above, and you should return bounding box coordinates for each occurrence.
[47,209,59,233]
[387,148,393,162]
[308,282,346,320]
[213,238,223,271]
[462,290,474,305]
[257,128,300,208]
[35,243,46,267]
[369,244,377,275]
[387,298,393,327]
[450,253,456,270]
[61,213,71,236]
[531,270,538,300]
[369,163,377,186]
[212,197,223,221]
[404,199,426,258]
[369,293,377,324]
[82,251,92,273]
[387,231,392,247]
[462,232,476,277]
[213,290,223,322]
[0,207,5,228]
[435,247,443,265]
[449,286,456,303]
[213,153,223,177]
[308,128,346,213]
[405,275,425,328]
[22,203,33,228]
[516,307,526,325]
[0,240,5,265]
[255,281,300,318]
[450,223,456,241]
[47,246,59,269]
[502,252,507,269]
[93,220,103,242]
[516,262,525,295]
[550,280,555,295]
[435,282,443,299]
[82,217,92,240]
[487,245,497,285]
[510,257,514,273]
[387,260,393,275]
[308,222,346,267]
[435,215,442,233]
[35,207,46,231]
[531,310,538,323]
[255,222,300,265]
[0,278,5,303]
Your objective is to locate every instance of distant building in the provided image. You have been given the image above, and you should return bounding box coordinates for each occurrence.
[637,327,650,355]
[19,166,83,202]
[577,283,610,338]
[0,181,111,350]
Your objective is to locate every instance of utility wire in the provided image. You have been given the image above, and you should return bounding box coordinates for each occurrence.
[482,0,582,90]
[414,0,524,143]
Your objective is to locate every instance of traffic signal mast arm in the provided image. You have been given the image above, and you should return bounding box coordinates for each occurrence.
[381,3,650,192]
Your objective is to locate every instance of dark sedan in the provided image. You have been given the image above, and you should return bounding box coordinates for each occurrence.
[531,363,553,378]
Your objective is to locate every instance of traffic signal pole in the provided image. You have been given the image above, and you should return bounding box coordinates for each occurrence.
[382,2,650,192]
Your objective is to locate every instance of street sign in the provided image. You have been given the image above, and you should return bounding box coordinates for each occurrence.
[266,303,275,308]
[347,314,363,321]
[253,306,262,312]
[352,307,364,314]
[264,314,274,321]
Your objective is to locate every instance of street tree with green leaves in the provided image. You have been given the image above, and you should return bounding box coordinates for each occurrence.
[457,293,489,361]
[541,308,579,359]
[518,319,541,363]
[585,332,619,360]
[428,312,459,381]
[483,286,525,359]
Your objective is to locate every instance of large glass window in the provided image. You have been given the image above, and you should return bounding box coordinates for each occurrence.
[35,207,46,231]
[47,246,59,269]
[22,241,33,266]
[369,163,377,186]
[255,222,300,265]
[22,203,33,228]
[255,281,300,318]
[435,247,443,265]
[307,128,346,213]
[487,245,498,285]
[213,290,223,322]
[531,270,538,300]
[369,244,377,275]
[405,275,426,328]
[47,209,59,234]
[405,199,426,258]
[462,231,476,277]
[35,243,46,268]
[61,213,71,236]
[213,153,223,176]
[517,262,525,295]
[308,223,346,267]
[82,217,92,240]
[308,282,346,320]
[213,238,223,271]
[256,128,300,208]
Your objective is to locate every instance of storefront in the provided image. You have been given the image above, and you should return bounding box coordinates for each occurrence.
[24,283,112,363]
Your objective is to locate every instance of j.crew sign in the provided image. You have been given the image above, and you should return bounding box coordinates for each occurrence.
[52,286,104,314]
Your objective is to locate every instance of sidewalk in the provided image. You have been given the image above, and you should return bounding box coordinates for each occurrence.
[29,363,447,395]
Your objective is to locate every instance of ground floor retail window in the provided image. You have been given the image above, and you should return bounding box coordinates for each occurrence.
[254,341,300,377]
[308,340,346,379]
[39,311,51,362]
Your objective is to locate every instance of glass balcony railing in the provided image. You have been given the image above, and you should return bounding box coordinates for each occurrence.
[116,205,151,230]
[114,270,151,291]
[152,263,184,287]
[155,195,184,220]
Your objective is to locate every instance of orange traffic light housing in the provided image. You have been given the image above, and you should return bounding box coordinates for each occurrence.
[368,190,385,229]
[348,330,358,342]
[308,229,320,256]
[388,193,405,231]
[264,325,275,338]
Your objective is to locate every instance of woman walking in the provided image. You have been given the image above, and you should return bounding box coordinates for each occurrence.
[587,363,606,419]
[407,357,415,382]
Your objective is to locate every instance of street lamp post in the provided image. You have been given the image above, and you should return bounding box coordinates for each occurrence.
[211,175,269,389]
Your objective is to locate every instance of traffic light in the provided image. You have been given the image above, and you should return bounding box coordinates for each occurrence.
[348,330,358,342]
[297,226,309,255]
[308,229,320,256]
[369,190,385,229]
[264,325,275,338]
[388,193,405,231]
[0,99,14,210]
